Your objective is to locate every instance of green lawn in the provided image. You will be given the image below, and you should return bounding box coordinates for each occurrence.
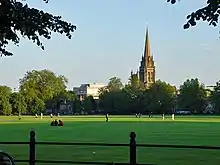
[0,115,220,165]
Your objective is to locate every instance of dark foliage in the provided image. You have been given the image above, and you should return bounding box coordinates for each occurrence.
[0,0,76,56]
[167,0,220,29]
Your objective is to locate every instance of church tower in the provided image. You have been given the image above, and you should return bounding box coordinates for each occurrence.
[138,28,156,87]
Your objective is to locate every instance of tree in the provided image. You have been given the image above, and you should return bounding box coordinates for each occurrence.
[210,81,220,112]
[98,86,108,98]
[99,75,143,115]
[124,73,145,102]
[123,74,146,114]
[128,73,140,90]
[27,96,45,114]
[143,80,176,114]
[0,0,76,56]
[178,78,207,113]
[99,90,132,114]
[126,73,145,92]
[168,0,220,30]
[98,91,113,113]
[10,92,27,115]
[99,77,130,114]
[0,86,12,115]
[19,69,67,101]
[19,69,68,114]
[46,90,76,111]
[83,96,94,113]
[107,77,124,92]
[73,99,82,114]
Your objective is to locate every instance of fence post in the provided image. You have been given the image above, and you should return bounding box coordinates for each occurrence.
[29,130,36,165]
[129,132,136,165]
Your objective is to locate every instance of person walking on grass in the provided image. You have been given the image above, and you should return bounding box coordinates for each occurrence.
[162,112,165,120]
[41,113,43,119]
[149,112,153,118]
[105,113,109,122]
[138,113,141,118]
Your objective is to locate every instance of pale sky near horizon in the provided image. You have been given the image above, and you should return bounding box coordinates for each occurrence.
[0,0,220,90]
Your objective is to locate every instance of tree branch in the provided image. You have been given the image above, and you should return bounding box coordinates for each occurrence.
[0,0,76,56]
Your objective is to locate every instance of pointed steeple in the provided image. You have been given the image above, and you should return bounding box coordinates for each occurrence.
[136,27,156,87]
[144,27,151,59]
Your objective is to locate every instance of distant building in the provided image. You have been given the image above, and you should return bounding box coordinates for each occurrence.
[73,83,106,100]
[131,28,156,87]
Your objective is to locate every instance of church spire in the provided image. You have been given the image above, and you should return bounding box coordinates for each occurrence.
[144,27,151,59]
[137,27,156,87]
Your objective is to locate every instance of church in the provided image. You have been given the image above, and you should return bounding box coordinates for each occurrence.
[131,28,156,87]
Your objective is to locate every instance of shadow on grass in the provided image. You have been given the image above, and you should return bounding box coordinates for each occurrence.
[1,144,220,165]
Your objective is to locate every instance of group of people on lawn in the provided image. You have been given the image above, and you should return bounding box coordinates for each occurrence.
[36,111,174,126]
[51,119,64,126]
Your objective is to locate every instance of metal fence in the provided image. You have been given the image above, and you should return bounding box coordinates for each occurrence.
[1,130,220,165]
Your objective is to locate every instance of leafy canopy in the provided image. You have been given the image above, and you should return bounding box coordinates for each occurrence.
[0,86,12,115]
[107,77,124,92]
[19,69,68,101]
[210,81,220,112]
[0,0,76,56]
[18,69,68,114]
[10,92,27,115]
[167,0,220,29]
[178,78,207,112]
[143,80,176,113]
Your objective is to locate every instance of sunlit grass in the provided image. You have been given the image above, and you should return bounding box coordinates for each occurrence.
[0,115,220,165]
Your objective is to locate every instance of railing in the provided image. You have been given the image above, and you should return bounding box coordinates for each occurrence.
[1,130,220,165]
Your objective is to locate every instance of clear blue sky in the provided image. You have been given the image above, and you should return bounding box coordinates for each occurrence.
[0,0,219,90]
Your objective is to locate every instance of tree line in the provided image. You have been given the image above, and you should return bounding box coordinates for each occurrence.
[0,69,76,115]
[1,69,220,115]
[98,75,220,115]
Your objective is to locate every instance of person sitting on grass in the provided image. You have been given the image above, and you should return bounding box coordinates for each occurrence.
[50,119,60,126]
[54,119,58,126]
[58,120,64,126]
[50,120,55,126]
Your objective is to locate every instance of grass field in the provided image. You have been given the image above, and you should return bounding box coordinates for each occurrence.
[0,115,220,165]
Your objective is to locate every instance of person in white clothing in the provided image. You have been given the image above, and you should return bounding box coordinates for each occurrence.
[41,113,43,119]
[172,113,175,120]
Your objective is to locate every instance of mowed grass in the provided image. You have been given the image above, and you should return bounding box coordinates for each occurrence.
[0,115,220,165]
